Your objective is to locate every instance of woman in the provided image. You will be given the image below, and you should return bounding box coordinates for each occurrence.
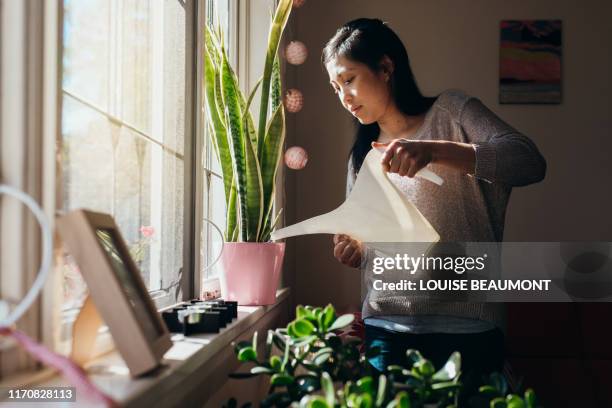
[323,18,546,397]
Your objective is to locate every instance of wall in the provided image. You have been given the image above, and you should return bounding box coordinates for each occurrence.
[285,0,612,310]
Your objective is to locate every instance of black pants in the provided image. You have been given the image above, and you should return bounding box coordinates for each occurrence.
[365,324,505,405]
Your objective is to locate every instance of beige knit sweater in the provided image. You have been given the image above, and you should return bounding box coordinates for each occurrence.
[346,89,547,329]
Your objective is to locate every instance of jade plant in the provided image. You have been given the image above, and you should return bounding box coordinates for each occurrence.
[226,305,541,408]
[204,0,292,242]
[478,373,537,408]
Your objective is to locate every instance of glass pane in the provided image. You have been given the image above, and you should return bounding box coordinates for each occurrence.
[120,0,186,155]
[161,0,186,156]
[61,95,184,299]
[63,0,110,109]
[61,95,114,215]
[207,0,231,47]
[121,0,152,133]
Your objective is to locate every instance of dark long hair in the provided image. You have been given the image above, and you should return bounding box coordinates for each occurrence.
[322,18,436,173]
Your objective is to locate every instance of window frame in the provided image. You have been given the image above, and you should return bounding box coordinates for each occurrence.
[0,0,61,376]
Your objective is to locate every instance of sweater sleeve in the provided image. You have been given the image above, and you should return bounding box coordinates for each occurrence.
[460,97,547,186]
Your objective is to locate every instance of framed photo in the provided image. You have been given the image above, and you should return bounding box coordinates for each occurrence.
[500,20,562,104]
[57,209,172,376]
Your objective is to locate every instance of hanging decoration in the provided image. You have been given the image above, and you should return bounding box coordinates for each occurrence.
[284,88,304,113]
[284,146,308,170]
[285,40,308,65]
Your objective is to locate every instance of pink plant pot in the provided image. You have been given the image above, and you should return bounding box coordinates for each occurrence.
[220,242,285,306]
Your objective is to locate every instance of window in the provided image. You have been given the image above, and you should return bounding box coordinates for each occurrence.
[59,0,194,319]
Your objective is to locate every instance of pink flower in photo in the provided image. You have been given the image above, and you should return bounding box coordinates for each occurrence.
[139,226,155,238]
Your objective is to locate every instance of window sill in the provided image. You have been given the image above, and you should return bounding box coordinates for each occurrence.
[1,287,291,407]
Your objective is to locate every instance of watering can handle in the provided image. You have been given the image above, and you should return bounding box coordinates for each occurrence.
[201,217,225,271]
[373,146,444,186]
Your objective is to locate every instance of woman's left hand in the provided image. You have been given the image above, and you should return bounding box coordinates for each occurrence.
[372,139,437,177]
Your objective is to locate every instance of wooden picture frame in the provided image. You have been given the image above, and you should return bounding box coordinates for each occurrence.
[56,209,172,376]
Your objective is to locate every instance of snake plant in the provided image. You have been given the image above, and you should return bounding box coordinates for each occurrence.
[204,0,292,242]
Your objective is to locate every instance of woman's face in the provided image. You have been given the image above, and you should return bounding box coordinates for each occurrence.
[325,55,393,124]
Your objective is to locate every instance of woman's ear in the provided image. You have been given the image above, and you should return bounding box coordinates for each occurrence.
[380,55,394,80]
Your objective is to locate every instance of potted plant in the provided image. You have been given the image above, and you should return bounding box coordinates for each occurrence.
[226,305,540,408]
[204,0,293,305]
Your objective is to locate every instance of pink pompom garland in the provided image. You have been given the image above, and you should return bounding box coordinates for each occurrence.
[284,146,308,170]
[285,41,308,65]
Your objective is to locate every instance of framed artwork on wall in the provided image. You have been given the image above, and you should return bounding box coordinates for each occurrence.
[57,209,172,376]
[500,20,562,104]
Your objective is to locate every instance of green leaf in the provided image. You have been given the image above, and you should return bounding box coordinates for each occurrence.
[321,372,335,406]
[506,395,525,408]
[257,103,285,241]
[375,375,387,407]
[292,335,317,348]
[357,376,374,394]
[432,351,461,381]
[251,366,274,375]
[288,318,316,338]
[414,360,435,378]
[322,304,336,331]
[405,349,424,367]
[356,393,373,408]
[479,385,500,397]
[234,340,252,355]
[386,365,407,375]
[237,347,257,362]
[252,331,258,350]
[490,397,507,408]
[270,49,282,115]
[386,391,410,408]
[280,339,290,371]
[313,350,332,366]
[270,355,282,371]
[219,47,263,242]
[242,77,262,149]
[296,305,313,320]
[257,0,292,156]
[226,180,238,241]
[306,396,330,408]
[270,373,294,386]
[328,314,354,331]
[431,381,462,392]
[524,389,536,408]
[220,51,248,241]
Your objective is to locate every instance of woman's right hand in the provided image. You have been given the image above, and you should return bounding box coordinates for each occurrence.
[333,234,363,268]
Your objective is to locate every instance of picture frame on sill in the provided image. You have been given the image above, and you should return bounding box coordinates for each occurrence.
[56,209,172,376]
